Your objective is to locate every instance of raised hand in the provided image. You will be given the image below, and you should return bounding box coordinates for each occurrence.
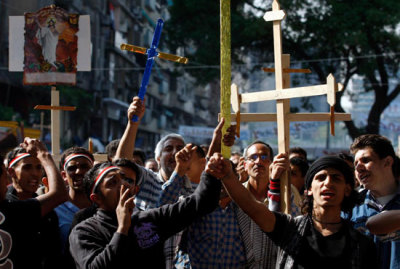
[20,137,48,158]
[127,96,146,122]
[236,157,249,183]
[175,144,197,177]
[270,152,289,180]
[116,184,135,235]
[206,153,234,180]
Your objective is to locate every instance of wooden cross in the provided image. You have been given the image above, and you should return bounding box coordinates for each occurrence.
[34,86,76,162]
[34,87,109,163]
[229,0,351,213]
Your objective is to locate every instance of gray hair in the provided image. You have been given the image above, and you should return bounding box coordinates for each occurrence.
[154,133,185,160]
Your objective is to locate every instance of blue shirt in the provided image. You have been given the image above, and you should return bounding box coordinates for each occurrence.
[55,201,80,250]
[350,189,400,269]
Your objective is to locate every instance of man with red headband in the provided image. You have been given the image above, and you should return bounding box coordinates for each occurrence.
[2,137,67,269]
[69,159,222,268]
[55,147,94,250]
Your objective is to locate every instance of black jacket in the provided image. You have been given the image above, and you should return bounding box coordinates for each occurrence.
[69,172,221,269]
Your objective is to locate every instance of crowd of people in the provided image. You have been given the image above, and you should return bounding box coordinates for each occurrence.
[1,96,399,269]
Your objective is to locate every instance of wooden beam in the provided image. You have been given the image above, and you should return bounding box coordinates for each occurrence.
[240,82,343,103]
[228,112,351,122]
[262,67,311,73]
[34,105,76,111]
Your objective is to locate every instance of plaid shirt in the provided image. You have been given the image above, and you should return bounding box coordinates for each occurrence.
[134,166,164,210]
[184,202,246,269]
[157,171,198,269]
[158,172,246,269]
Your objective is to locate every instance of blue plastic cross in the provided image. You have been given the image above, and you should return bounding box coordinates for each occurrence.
[121,19,188,122]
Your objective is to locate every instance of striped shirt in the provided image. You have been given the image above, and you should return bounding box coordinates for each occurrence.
[134,166,164,210]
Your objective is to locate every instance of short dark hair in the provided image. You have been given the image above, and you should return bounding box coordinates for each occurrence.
[290,157,309,177]
[289,147,307,160]
[113,158,141,183]
[83,162,114,200]
[243,140,274,161]
[338,152,354,164]
[133,148,146,164]
[351,134,399,177]
[105,139,120,161]
[60,147,94,171]
[6,147,27,168]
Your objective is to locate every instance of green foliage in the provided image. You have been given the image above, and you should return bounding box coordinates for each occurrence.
[166,0,272,83]
[167,0,400,138]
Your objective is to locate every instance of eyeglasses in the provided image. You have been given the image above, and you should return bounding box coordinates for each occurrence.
[246,154,269,162]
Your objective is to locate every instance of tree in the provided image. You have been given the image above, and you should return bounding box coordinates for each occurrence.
[166,0,400,139]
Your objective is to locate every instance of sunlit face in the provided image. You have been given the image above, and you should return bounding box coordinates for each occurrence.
[10,156,42,194]
[290,164,305,192]
[354,147,389,193]
[244,144,272,180]
[158,138,184,180]
[63,157,93,192]
[308,168,351,210]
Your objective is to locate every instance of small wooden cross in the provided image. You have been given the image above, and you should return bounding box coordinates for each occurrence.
[229,0,351,213]
[34,86,76,162]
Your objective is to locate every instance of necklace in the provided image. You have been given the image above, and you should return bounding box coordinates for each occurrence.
[312,216,342,225]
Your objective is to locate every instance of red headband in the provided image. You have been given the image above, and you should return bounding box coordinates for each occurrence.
[63,153,93,171]
[90,166,119,194]
[8,153,31,168]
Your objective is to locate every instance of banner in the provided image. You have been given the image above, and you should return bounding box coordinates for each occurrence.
[23,6,79,85]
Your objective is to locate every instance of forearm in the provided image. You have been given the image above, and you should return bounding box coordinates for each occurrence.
[115,121,139,160]
[37,152,67,216]
[366,210,400,235]
[221,174,276,232]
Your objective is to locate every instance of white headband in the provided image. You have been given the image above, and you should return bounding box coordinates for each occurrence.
[90,166,119,194]
[63,153,93,171]
[8,153,31,168]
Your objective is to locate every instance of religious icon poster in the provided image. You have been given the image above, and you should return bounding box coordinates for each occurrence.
[23,6,79,85]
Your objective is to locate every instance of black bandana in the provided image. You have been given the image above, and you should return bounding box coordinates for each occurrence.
[305,155,354,190]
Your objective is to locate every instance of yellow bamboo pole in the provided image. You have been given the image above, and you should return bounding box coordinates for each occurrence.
[220,0,231,158]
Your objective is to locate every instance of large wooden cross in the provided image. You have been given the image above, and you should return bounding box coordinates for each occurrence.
[34,86,108,163]
[229,0,351,213]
